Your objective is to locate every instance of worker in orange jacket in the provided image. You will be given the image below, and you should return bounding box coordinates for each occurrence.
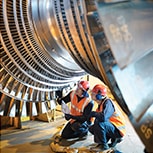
[89,84,126,152]
[57,80,94,139]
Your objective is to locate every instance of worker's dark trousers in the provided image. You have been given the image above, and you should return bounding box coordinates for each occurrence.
[89,121,122,145]
[61,121,89,139]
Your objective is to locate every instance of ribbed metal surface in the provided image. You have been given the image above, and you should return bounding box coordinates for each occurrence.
[0,0,153,151]
[0,0,84,101]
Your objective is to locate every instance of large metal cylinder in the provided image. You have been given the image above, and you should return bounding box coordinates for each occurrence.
[0,0,153,152]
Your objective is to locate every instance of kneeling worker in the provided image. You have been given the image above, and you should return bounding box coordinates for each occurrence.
[89,84,126,152]
[57,80,94,139]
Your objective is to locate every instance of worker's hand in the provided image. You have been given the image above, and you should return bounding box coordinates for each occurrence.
[56,97,61,105]
[87,121,92,127]
[65,114,72,120]
[89,111,98,117]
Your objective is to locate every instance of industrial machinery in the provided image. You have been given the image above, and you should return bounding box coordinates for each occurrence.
[0,0,153,152]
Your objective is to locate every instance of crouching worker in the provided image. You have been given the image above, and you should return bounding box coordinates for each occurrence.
[89,84,126,152]
[57,80,94,139]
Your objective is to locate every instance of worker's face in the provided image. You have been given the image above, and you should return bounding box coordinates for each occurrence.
[75,86,84,97]
[91,92,97,101]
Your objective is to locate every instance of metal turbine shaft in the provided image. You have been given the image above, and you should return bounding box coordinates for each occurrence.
[0,0,153,151]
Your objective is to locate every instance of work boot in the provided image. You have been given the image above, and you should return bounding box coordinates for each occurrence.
[90,144,110,152]
[109,138,123,148]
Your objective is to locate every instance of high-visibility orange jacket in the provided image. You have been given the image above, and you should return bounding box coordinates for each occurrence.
[96,98,126,136]
[70,91,90,123]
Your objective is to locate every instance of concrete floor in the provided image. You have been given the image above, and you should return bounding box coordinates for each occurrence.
[0,115,145,153]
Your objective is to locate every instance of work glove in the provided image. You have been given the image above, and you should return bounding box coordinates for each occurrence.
[65,114,72,121]
[56,97,61,105]
[89,111,98,117]
[87,121,92,127]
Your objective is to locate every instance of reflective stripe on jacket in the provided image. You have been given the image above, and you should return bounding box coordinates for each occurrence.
[96,98,126,136]
[70,91,90,123]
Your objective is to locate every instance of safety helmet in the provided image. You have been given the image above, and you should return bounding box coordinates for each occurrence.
[78,80,90,91]
[92,84,107,100]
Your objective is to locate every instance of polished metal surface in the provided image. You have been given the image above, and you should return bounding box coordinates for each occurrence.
[0,0,85,101]
[97,1,153,69]
[0,0,153,151]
